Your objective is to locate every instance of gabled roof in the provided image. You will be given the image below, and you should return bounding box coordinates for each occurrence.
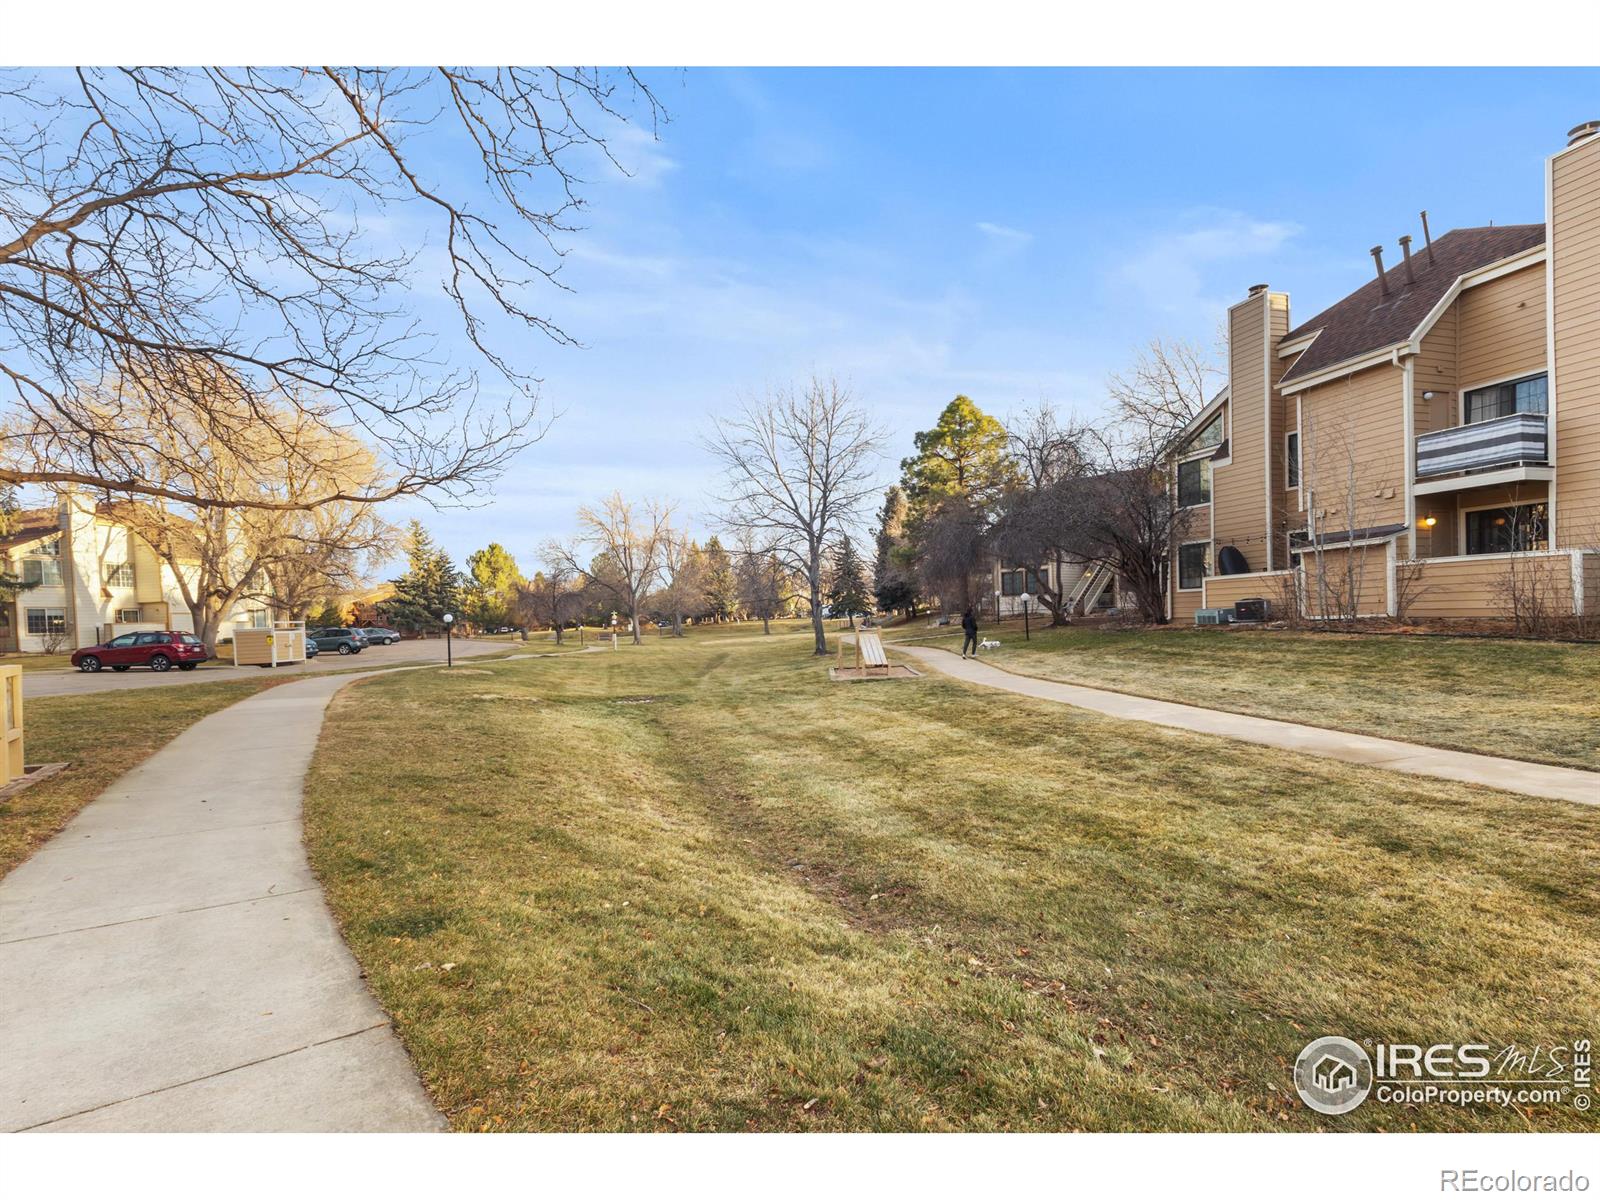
[1279,225,1546,384]
[0,508,61,552]
[1166,386,1230,460]
[95,499,204,560]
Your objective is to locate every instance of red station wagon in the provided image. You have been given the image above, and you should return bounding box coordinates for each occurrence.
[71,631,211,673]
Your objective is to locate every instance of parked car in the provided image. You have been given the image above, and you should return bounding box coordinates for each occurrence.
[72,631,210,673]
[304,638,320,659]
[358,626,401,645]
[307,627,368,655]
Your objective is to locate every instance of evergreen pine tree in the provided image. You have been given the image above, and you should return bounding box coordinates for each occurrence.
[700,535,739,620]
[827,536,872,629]
[383,521,462,633]
[873,485,918,616]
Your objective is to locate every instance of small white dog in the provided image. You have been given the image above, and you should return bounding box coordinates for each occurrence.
[978,638,1001,651]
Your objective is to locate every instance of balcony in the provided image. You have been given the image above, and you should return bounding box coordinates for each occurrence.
[1414,412,1550,494]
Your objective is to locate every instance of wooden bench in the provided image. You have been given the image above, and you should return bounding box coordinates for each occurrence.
[855,629,890,672]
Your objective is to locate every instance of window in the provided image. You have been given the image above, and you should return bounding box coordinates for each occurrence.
[106,562,135,587]
[178,634,203,645]
[1177,543,1209,591]
[1286,431,1300,489]
[1177,457,1211,507]
[25,608,67,636]
[1191,411,1224,451]
[1001,567,1047,597]
[1464,373,1547,425]
[108,633,139,648]
[1465,502,1549,555]
[21,557,62,587]
[116,608,141,623]
[135,632,168,645]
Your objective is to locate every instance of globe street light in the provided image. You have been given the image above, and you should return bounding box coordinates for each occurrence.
[1019,592,1032,641]
[443,612,454,667]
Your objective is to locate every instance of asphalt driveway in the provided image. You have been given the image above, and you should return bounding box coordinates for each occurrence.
[21,636,511,698]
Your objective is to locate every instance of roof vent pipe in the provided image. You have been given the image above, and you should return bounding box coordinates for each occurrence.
[1419,211,1435,265]
[1248,283,1268,297]
[1568,120,1600,147]
[1398,234,1416,284]
[1370,245,1390,297]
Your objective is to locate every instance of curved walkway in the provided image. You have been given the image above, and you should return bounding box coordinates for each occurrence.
[891,643,1600,807]
[0,668,451,1131]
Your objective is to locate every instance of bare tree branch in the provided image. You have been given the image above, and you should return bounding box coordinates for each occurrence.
[0,67,662,509]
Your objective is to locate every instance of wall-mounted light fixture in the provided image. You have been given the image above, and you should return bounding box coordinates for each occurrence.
[1421,516,1438,528]
[1422,391,1437,400]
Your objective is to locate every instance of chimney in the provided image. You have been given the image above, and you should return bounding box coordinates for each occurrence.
[1398,234,1416,284]
[1370,245,1389,297]
[1419,210,1435,265]
[1568,120,1600,147]
[1248,283,1268,297]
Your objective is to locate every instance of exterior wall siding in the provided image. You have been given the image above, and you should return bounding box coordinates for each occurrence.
[1302,544,1392,618]
[1552,132,1600,547]
[1406,552,1575,619]
[1214,294,1270,570]
[1297,364,1408,535]
[1202,571,1293,612]
[1267,293,1293,568]
[1414,306,1459,438]
[1456,263,1548,391]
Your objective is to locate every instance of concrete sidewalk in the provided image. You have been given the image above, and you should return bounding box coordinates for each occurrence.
[0,670,448,1132]
[892,643,1600,807]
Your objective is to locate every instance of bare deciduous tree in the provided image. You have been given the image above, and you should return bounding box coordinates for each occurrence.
[516,560,588,644]
[732,536,791,636]
[706,377,881,656]
[0,67,660,510]
[991,403,1092,624]
[261,502,398,621]
[654,533,705,638]
[1107,337,1223,455]
[545,493,673,645]
[104,388,394,649]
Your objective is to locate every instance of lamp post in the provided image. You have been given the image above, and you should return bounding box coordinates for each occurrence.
[442,612,454,666]
[994,589,1002,625]
[1019,592,1032,641]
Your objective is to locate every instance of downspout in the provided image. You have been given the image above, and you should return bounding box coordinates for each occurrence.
[1398,345,1417,560]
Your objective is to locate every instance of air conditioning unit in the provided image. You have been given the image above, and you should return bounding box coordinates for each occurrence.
[1233,598,1271,623]
[1195,608,1235,626]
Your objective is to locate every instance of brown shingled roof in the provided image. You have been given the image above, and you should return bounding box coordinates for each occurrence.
[0,508,61,551]
[1279,224,1545,383]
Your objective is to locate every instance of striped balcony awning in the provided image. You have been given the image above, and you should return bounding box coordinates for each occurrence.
[1415,412,1548,478]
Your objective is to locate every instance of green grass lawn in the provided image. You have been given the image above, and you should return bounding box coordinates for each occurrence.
[303,634,1599,1132]
[2,679,278,877]
[882,622,1600,771]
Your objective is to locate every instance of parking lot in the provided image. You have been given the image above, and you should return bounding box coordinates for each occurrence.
[20,636,510,698]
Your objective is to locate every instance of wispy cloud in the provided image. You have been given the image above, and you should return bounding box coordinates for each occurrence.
[608,126,679,188]
[976,220,1033,246]
[1114,209,1300,320]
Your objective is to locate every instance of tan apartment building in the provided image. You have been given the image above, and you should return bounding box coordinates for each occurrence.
[1,494,270,652]
[1167,119,1600,626]
[989,556,1119,621]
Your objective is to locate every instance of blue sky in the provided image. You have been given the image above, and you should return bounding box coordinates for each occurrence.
[384,67,1600,572]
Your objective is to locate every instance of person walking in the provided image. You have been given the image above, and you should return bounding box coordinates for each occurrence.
[961,605,979,658]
